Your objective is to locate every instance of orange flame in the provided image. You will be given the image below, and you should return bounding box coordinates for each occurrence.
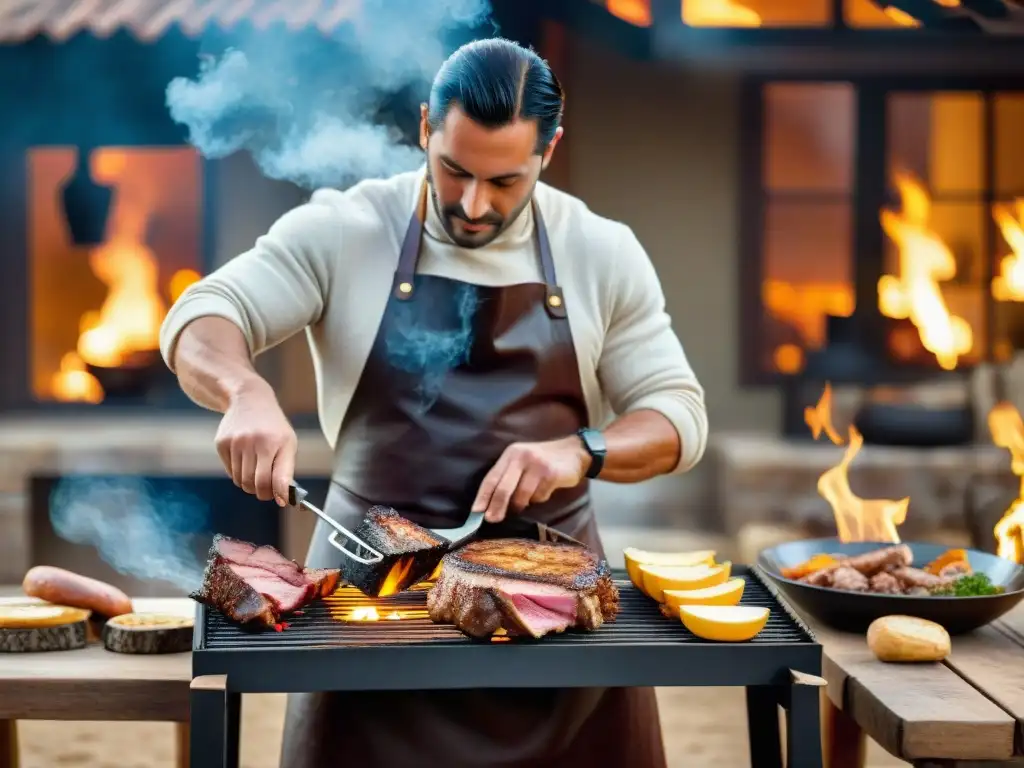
[992,200,1024,302]
[878,172,973,370]
[376,558,415,598]
[348,607,380,621]
[804,382,844,445]
[806,385,909,543]
[605,0,760,27]
[341,605,407,622]
[988,401,1024,563]
[50,150,201,402]
[683,0,760,26]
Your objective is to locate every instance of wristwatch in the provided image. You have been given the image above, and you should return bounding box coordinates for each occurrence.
[576,428,607,479]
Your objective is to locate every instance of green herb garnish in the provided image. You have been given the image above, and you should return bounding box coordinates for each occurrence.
[931,573,1005,597]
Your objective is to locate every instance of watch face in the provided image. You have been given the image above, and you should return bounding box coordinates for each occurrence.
[582,428,606,454]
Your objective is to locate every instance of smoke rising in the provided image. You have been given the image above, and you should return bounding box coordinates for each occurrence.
[385,283,480,410]
[49,477,208,593]
[165,0,493,189]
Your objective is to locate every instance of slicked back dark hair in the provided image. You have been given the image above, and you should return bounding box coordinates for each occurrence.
[427,37,565,154]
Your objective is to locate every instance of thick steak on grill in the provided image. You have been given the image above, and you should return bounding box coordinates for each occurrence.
[345,506,450,597]
[191,535,340,628]
[426,538,620,639]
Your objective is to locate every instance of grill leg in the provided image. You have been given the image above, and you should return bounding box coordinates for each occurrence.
[190,676,242,768]
[781,671,825,768]
[746,686,783,768]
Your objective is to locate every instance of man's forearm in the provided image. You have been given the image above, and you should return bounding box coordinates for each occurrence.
[170,317,271,413]
[557,410,681,484]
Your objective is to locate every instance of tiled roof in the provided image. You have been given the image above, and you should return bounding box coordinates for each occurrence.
[0,0,363,43]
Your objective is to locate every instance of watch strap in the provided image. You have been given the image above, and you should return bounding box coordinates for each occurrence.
[577,428,607,479]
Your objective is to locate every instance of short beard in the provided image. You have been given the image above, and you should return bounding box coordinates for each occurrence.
[425,167,534,249]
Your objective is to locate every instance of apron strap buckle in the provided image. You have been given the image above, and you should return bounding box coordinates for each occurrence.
[545,286,567,319]
[393,274,415,300]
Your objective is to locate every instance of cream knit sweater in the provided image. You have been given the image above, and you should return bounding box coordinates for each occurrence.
[160,168,708,473]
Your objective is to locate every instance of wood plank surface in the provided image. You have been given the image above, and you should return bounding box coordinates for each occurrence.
[815,621,1016,763]
[943,620,1024,754]
[0,597,192,721]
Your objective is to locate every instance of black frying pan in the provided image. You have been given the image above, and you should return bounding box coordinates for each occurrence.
[757,538,1024,634]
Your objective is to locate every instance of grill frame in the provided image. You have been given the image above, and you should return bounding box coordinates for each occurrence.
[192,566,820,692]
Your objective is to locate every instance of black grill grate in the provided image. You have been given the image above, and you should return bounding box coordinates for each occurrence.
[201,567,812,648]
[193,567,820,692]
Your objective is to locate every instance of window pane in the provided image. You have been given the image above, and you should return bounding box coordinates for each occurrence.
[996,94,1024,195]
[764,83,855,192]
[845,0,922,27]
[684,0,830,26]
[879,181,985,368]
[888,92,984,195]
[762,201,853,374]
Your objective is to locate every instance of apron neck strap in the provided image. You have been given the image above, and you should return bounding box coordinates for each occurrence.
[392,180,565,319]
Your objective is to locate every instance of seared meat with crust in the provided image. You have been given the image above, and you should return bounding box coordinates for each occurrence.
[427,539,619,639]
[347,506,450,596]
[191,535,340,628]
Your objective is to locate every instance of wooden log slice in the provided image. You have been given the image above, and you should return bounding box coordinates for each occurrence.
[102,613,193,654]
[0,605,91,653]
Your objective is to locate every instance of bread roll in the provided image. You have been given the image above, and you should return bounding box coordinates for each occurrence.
[867,615,951,662]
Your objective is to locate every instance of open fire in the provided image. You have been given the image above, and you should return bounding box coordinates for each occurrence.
[992,200,1024,302]
[805,384,909,543]
[988,402,1024,562]
[808,384,1024,563]
[878,171,973,371]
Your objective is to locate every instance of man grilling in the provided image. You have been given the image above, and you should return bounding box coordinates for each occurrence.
[160,37,707,768]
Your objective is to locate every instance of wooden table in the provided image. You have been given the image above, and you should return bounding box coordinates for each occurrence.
[817,604,1024,768]
[0,596,193,768]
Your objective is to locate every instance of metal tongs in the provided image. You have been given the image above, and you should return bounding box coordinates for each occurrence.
[288,482,383,565]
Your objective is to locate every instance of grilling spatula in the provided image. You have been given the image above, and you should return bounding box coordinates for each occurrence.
[427,511,485,547]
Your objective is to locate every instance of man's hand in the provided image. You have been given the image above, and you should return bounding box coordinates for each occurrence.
[214,380,297,506]
[471,437,591,523]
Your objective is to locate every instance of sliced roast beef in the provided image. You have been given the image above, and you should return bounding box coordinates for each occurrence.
[191,561,278,627]
[427,538,619,639]
[304,567,341,597]
[192,535,341,628]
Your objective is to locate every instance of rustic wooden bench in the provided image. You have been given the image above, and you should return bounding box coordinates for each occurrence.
[816,603,1024,768]
[0,596,192,768]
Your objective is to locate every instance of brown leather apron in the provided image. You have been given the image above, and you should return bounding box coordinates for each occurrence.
[280,183,667,768]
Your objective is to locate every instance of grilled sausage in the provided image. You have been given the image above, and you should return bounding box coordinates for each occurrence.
[23,566,133,618]
[891,566,950,591]
[830,566,870,592]
[868,571,903,594]
[843,545,913,576]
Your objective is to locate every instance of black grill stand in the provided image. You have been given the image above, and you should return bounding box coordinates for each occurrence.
[189,672,824,768]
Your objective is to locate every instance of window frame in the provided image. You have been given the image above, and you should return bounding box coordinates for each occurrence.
[739,73,1024,386]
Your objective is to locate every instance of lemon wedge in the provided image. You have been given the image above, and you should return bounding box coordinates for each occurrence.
[663,578,745,613]
[640,562,731,603]
[680,605,770,642]
[623,548,716,592]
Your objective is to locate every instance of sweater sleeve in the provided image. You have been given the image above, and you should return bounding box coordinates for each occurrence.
[597,225,708,473]
[159,196,339,371]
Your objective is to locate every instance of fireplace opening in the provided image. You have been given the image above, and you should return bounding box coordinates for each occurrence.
[29,474,330,598]
[29,146,203,407]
